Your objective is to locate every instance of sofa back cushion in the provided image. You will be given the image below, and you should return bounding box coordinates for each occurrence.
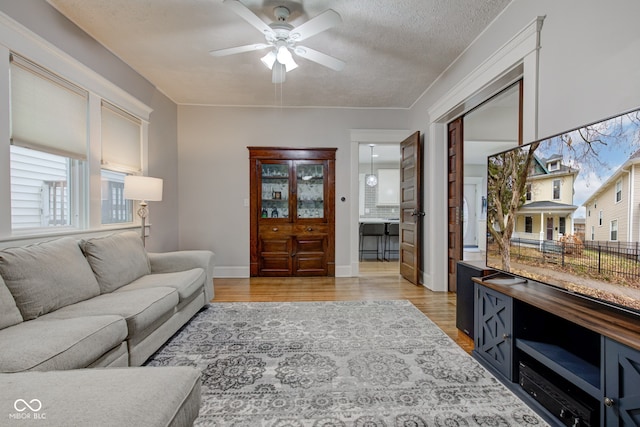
[0,237,101,320]
[0,275,23,329]
[82,231,151,293]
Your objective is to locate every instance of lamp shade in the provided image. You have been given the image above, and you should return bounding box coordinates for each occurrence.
[124,176,163,201]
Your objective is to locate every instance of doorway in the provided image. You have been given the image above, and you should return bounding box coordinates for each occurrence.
[350,129,414,279]
[358,142,401,271]
[447,82,523,290]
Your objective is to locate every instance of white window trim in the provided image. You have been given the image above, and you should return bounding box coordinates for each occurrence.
[610,219,618,241]
[615,178,622,203]
[552,179,561,200]
[0,12,152,239]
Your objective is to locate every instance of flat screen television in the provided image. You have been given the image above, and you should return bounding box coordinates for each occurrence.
[486,107,640,315]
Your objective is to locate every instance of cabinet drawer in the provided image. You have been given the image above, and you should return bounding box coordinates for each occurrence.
[260,224,293,238]
[293,224,328,235]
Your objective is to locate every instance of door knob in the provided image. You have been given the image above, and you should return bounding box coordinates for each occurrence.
[604,397,615,407]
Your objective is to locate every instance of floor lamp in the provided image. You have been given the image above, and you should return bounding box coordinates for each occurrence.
[124,175,163,246]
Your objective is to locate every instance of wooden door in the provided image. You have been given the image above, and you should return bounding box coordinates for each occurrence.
[447,118,463,291]
[399,131,422,285]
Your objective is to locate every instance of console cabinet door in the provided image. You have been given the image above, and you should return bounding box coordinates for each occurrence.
[474,283,513,380]
[604,338,640,426]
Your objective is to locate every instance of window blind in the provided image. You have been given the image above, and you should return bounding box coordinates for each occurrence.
[101,101,142,172]
[10,54,88,159]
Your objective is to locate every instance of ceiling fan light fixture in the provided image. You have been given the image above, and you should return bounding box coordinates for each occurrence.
[272,61,286,83]
[276,44,298,71]
[260,51,276,69]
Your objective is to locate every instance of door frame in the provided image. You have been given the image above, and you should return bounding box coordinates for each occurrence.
[349,129,412,277]
[422,17,544,291]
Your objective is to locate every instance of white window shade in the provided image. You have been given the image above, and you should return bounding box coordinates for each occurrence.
[101,102,142,172]
[10,55,88,159]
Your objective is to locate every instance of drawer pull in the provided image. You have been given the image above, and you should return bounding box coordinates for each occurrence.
[306,227,313,232]
[272,227,278,232]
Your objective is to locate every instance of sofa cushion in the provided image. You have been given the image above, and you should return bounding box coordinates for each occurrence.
[42,287,179,338]
[0,237,101,320]
[0,315,127,373]
[82,231,151,293]
[117,268,205,303]
[0,275,22,329]
[0,366,201,427]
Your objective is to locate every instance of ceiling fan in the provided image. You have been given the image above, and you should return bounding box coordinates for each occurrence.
[210,0,345,83]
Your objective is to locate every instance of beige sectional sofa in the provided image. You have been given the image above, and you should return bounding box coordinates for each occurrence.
[0,231,214,426]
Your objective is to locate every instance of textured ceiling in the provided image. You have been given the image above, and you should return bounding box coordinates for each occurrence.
[47,0,511,108]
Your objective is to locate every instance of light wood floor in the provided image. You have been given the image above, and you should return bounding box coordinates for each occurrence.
[212,261,475,354]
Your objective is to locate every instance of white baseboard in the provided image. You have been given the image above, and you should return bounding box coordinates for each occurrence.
[213,266,250,278]
[335,265,353,277]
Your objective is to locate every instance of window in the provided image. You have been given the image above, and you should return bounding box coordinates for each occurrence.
[548,160,559,171]
[101,170,133,224]
[599,210,603,226]
[610,219,618,241]
[591,226,595,240]
[559,217,566,235]
[9,55,87,231]
[525,183,532,201]
[100,102,142,224]
[552,179,561,200]
[10,146,77,229]
[615,179,622,203]
[525,216,533,233]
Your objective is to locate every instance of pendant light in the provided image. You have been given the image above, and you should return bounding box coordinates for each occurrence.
[366,144,378,187]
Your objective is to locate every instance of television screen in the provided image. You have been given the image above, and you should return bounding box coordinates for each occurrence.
[486,107,640,314]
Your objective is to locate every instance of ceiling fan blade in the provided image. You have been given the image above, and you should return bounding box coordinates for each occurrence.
[294,46,345,71]
[223,0,274,36]
[290,9,341,41]
[210,43,270,57]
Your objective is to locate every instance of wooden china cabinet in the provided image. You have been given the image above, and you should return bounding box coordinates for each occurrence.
[248,147,336,277]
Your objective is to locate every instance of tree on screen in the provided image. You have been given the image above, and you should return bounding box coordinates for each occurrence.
[487,141,539,271]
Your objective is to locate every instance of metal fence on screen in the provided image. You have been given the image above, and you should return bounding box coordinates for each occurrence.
[509,238,640,280]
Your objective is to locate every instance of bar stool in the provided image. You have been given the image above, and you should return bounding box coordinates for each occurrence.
[359,223,385,261]
[384,223,399,261]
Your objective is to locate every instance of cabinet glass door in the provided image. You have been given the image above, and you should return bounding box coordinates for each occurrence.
[261,162,289,219]
[296,162,324,219]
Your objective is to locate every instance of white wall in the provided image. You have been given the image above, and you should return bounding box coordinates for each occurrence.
[177,106,408,276]
[0,0,179,252]
[409,0,640,290]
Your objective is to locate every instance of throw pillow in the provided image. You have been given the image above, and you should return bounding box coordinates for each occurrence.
[82,231,151,293]
[0,237,101,320]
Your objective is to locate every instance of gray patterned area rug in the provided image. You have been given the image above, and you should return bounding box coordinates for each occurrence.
[146,300,547,426]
